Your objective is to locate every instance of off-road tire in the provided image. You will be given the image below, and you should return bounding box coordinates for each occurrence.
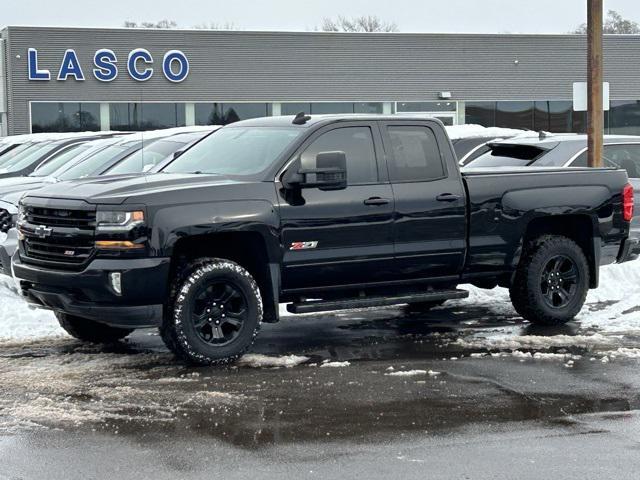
[160,258,262,365]
[509,235,589,325]
[55,312,133,342]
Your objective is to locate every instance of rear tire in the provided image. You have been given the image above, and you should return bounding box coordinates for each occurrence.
[160,258,262,366]
[509,235,589,326]
[55,312,133,343]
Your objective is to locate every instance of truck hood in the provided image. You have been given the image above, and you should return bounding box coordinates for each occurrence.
[22,173,252,206]
[0,177,49,206]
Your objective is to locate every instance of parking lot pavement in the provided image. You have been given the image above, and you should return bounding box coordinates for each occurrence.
[1,302,640,479]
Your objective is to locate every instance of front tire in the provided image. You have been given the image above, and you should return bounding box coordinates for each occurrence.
[509,235,589,325]
[55,312,133,343]
[161,258,262,365]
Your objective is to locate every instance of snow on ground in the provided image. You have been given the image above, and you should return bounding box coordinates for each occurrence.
[237,354,309,368]
[1,259,639,348]
[0,280,62,341]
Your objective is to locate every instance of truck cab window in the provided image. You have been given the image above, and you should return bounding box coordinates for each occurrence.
[386,126,445,182]
[300,127,378,185]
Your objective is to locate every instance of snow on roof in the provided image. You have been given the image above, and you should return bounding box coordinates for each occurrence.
[446,124,528,140]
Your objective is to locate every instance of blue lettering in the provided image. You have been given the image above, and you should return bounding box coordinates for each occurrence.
[162,50,189,82]
[28,48,50,81]
[127,48,153,81]
[93,49,118,82]
[57,49,85,81]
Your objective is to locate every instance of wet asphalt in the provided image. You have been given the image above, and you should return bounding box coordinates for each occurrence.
[1,301,640,479]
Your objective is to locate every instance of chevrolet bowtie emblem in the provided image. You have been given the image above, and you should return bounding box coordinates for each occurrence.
[34,225,53,239]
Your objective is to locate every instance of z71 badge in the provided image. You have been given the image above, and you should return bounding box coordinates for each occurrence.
[290,241,318,251]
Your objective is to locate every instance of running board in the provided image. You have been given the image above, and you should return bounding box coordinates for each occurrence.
[287,289,469,314]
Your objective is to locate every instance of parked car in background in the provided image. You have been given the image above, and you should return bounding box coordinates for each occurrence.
[0,127,218,275]
[463,134,640,244]
[445,124,526,165]
[105,129,220,175]
[0,133,116,179]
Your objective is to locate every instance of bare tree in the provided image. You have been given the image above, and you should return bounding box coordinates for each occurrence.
[123,19,178,29]
[320,15,399,33]
[192,22,239,30]
[572,9,640,34]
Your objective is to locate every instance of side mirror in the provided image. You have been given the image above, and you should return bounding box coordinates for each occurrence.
[173,150,184,159]
[283,151,348,191]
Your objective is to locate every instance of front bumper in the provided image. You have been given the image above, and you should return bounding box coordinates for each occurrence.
[0,228,18,276]
[12,255,171,328]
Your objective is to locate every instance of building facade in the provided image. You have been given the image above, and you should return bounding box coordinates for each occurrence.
[1,26,640,136]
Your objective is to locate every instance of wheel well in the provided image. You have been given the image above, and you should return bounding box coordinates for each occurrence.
[522,215,597,288]
[170,232,278,321]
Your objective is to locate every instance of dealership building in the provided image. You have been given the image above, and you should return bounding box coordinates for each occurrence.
[0,25,640,136]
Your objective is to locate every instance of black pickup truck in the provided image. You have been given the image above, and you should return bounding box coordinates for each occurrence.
[12,115,637,365]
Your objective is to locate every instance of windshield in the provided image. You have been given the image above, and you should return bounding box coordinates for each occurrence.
[0,143,41,168]
[465,144,546,168]
[163,127,303,176]
[30,143,91,177]
[0,142,60,173]
[56,144,129,181]
[106,138,189,175]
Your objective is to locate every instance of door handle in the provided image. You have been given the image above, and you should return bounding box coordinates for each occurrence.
[364,197,391,206]
[436,193,462,203]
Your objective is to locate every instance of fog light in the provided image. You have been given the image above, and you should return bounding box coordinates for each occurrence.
[110,272,122,296]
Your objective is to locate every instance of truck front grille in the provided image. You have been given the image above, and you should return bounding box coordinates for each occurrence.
[19,202,96,270]
[0,209,12,233]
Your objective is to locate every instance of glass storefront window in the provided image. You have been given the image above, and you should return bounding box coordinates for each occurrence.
[31,103,100,133]
[109,103,185,131]
[195,103,270,125]
[354,103,384,114]
[310,103,355,114]
[397,101,456,113]
[495,101,534,130]
[281,103,383,115]
[609,100,640,135]
[281,103,312,116]
[465,102,496,127]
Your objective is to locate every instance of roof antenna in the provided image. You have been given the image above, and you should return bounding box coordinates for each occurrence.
[292,112,311,125]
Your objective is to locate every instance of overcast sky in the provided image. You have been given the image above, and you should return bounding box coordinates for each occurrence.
[4,0,640,33]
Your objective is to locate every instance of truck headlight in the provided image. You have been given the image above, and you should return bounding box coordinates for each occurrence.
[96,210,145,230]
[95,210,147,251]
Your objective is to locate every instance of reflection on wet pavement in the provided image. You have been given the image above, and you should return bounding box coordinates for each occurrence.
[1,301,640,448]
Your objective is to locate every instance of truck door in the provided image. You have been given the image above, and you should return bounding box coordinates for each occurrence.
[380,121,467,280]
[277,122,395,290]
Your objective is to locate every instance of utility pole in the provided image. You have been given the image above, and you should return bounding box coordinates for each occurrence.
[587,0,604,168]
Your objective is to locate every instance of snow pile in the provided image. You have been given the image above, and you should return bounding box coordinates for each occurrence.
[445,124,527,141]
[0,281,62,340]
[237,353,309,368]
[455,333,615,351]
[385,369,440,377]
[320,360,351,368]
[385,369,427,377]
[456,260,640,334]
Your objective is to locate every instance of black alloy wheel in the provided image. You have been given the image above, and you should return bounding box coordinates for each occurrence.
[540,255,579,309]
[191,282,247,346]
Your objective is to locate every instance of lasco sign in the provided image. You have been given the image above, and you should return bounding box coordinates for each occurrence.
[27,48,190,82]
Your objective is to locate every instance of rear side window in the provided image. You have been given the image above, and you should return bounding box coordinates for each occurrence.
[300,127,378,185]
[465,144,546,168]
[386,126,445,182]
[603,145,640,178]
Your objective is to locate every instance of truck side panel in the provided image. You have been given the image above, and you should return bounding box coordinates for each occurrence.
[461,169,629,281]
